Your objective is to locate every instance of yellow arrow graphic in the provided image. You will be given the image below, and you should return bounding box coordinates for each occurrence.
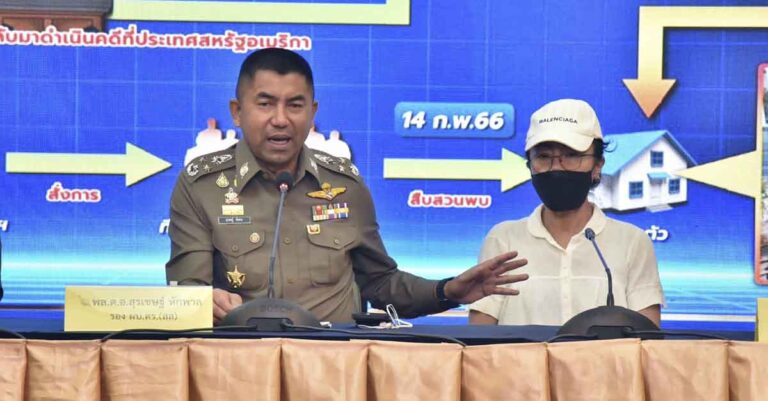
[674,150,761,199]
[383,149,530,192]
[5,143,172,187]
[624,6,768,118]
[110,0,410,25]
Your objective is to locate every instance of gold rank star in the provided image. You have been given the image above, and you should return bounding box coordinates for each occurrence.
[227,265,245,288]
[307,182,346,201]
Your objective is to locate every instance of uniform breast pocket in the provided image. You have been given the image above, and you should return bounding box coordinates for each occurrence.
[306,224,358,286]
[213,227,270,291]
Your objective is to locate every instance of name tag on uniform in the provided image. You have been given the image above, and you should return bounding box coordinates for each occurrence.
[218,216,252,225]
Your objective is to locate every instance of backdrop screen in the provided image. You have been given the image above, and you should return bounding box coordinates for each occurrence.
[1,0,766,324]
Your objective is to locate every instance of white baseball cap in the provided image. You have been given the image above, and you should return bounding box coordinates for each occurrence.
[525,99,603,152]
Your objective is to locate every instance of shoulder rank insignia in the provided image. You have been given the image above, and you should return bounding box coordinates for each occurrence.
[186,163,199,177]
[313,153,336,165]
[310,150,362,182]
[307,182,346,201]
[211,154,233,165]
[183,146,236,182]
[227,265,245,288]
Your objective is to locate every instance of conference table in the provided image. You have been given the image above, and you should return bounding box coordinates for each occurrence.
[0,317,765,401]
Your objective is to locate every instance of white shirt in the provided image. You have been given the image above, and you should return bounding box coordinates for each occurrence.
[470,204,665,326]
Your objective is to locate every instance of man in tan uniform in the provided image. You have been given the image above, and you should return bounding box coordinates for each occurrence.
[167,48,528,323]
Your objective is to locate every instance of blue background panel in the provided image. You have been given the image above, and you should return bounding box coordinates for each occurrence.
[0,0,767,327]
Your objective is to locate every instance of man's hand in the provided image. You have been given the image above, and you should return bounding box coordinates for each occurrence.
[213,288,243,325]
[443,251,528,304]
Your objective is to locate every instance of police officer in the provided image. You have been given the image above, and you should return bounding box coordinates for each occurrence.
[166,48,529,323]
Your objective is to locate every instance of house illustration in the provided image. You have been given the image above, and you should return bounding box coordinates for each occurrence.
[590,130,696,212]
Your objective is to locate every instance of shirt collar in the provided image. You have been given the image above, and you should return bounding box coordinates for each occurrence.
[527,203,607,243]
[234,142,320,190]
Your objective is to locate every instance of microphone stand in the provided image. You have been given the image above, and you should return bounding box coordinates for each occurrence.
[266,181,288,299]
[556,228,660,340]
[221,172,321,331]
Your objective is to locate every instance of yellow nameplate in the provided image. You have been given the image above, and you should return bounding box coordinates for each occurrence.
[65,286,213,332]
[758,298,768,343]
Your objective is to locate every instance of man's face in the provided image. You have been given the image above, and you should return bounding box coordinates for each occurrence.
[230,70,317,176]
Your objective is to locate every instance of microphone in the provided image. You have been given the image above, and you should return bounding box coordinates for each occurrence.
[221,171,321,331]
[556,227,659,340]
[585,228,613,307]
[267,171,293,298]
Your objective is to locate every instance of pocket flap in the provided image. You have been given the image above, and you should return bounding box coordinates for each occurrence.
[213,228,266,257]
[307,224,356,250]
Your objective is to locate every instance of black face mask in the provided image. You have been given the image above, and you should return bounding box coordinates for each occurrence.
[531,170,593,212]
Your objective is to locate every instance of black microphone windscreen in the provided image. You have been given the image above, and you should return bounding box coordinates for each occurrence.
[275,171,294,191]
[584,228,595,240]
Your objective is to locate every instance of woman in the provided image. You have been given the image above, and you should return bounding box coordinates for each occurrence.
[469,99,664,326]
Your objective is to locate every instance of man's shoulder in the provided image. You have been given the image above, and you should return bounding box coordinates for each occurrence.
[307,148,363,183]
[182,146,237,184]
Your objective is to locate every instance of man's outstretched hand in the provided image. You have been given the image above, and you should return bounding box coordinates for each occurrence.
[443,251,528,304]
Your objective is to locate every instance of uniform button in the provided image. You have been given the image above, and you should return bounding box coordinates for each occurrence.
[249,232,260,243]
[231,245,239,252]
[287,278,295,284]
[333,238,340,245]
[283,237,292,244]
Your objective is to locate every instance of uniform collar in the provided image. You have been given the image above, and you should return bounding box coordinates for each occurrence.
[234,141,320,190]
[527,203,607,244]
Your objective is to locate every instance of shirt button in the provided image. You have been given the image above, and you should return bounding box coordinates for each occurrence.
[249,232,260,243]
[231,245,239,252]
[287,278,295,284]
[333,238,340,245]
[283,237,292,244]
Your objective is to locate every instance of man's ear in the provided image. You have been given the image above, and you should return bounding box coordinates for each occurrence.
[229,99,241,127]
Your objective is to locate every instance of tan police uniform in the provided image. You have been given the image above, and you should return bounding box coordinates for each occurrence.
[166,141,448,322]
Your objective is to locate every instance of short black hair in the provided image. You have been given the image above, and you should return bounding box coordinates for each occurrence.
[236,48,314,99]
[593,139,609,161]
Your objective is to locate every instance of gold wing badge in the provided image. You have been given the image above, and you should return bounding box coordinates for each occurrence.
[307,182,346,201]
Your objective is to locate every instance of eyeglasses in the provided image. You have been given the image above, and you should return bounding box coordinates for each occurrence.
[530,153,596,172]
